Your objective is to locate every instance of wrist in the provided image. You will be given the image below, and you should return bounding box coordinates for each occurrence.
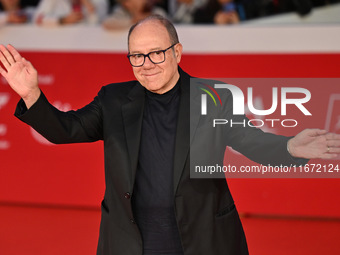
[23,89,41,109]
[287,138,297,158]
[287,139,293,155]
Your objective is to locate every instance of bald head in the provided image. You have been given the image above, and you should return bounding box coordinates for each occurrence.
[128,15,179,51]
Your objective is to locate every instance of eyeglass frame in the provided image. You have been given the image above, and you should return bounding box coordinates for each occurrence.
[127,43,178,67]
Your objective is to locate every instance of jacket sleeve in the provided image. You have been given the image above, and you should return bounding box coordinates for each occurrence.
[14,89,104,144]
[222,91,309,166]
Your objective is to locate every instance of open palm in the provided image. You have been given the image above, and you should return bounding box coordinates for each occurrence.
[0,44,39,107]
[288,129,340,159]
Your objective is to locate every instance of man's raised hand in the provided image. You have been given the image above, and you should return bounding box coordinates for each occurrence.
[0,44,40,109]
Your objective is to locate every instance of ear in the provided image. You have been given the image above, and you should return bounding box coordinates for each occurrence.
[174,43,183,64]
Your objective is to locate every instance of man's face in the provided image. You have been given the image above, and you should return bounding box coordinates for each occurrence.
[128,21,182,94]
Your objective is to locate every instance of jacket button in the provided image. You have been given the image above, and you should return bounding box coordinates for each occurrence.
[124,192,131,199]
[130,219,136,224]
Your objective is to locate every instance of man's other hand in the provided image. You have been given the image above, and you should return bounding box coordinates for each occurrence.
[288,129,340,159]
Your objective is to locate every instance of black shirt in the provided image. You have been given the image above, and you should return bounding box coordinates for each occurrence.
[132,80,184,255]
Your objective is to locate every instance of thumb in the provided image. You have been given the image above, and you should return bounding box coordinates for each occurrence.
[313,129,328,136]
[304,129,327,137]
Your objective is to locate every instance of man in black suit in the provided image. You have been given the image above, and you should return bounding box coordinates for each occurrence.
[1,15,340,255]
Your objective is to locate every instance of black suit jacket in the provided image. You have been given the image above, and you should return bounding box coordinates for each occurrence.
[15,68,305,255]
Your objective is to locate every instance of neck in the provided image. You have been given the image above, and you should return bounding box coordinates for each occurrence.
[156,71,180,95]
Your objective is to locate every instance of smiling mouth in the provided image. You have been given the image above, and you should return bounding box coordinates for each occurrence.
[144,73,158,77]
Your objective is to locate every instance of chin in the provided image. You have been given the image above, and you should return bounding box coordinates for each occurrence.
[143,82,163,93]
[146,86,163,93]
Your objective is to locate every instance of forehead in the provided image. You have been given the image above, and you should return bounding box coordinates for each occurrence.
[129,21,171,52]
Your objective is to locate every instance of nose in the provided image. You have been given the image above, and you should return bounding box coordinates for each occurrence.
[143,55,155,68]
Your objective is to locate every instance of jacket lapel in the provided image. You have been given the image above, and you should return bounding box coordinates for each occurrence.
[120,70,200,194]
[173,68,201,194]
[122,82,145,187]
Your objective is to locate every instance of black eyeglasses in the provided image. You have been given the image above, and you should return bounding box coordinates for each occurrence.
[127,43,177,67]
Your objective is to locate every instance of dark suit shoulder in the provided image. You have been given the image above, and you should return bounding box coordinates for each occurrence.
[101,80,139,94]
[96,80,144,101]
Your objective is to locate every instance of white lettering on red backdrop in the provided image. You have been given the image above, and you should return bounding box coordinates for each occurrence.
[0,92,10,150]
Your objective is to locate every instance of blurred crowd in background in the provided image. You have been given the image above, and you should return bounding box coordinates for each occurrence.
[0,0,339,29]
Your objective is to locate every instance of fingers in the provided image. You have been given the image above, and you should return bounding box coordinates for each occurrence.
[0,64,7,77]
[315,129,328,135]
[326,132,340,140]
[0,45,11,70]
[327,140,340,148]
[304,129,339,139]
[7,44,22,62]
[300,128,327,138]
[309,131,340,141]
[328,147,340,154]
[310,129,327,136]
[325,133,340,150]
[0,44,16,66]
[320,152,339,159]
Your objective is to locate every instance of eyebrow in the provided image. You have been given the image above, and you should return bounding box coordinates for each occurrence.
[129,47,163,54]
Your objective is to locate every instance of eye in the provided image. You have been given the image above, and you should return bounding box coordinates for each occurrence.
[153,51,163,55]
[133,54,144,59]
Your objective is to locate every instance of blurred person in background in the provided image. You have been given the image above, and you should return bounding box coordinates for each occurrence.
[34,0,108,26]
[257,0,313,17]
[26,0,40,6]
[107,0,116,9]
[0,0,36,25]
[167,0,208,23]
[102,0,166,30]
[194,0,243,24]
[312,0,340,6]
[224,0,315,21]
